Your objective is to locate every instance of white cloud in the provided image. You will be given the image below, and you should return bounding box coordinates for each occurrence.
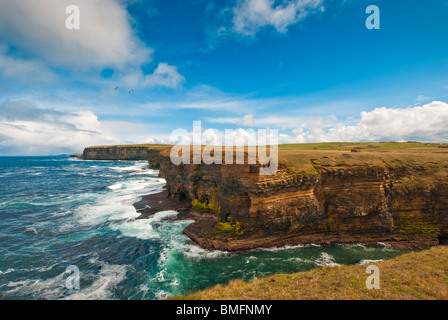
[236,113,255,126]
[284,101,448,143]
[416,94,430,103]
[232,0,324,36]
[209,113,255,126]
[0,47,58,84]
[0,100,150,155]
[143,63,186,88]
[0,0,151,70]
[121,63,185,89]
[150,126,277,147]
[203,101,448,144]
[0,0,185,89]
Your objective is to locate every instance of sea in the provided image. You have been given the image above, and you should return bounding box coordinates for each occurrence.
[0,156,407,300]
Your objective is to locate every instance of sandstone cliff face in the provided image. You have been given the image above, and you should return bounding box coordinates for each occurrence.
[154,148,448,250]
[83,145,158,161]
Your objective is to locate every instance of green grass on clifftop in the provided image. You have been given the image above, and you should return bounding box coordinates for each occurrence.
[176,246,448,300]
[277,142,442,150]
[85,144,171,148]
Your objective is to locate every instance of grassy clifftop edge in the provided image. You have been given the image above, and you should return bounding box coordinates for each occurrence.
[175,245,448,300]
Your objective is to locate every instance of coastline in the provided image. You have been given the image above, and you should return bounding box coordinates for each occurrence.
[86,143,448,253]
[133,190,438,252]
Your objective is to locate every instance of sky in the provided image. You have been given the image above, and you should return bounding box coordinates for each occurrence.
[0,0,448,155]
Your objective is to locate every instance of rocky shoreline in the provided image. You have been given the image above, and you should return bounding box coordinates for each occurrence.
[85,144,448,252]
[134,190,440,251]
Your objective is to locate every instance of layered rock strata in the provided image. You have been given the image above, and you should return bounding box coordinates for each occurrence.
[153,147,448,250]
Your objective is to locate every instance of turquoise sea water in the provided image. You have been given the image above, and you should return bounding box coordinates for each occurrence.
[0,156,407,300]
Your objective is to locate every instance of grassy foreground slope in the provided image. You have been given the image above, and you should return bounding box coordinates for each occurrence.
[179,246,448,300]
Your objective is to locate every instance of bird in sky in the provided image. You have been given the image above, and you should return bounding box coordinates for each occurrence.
[129,90,134,94]
[114,87,118,91]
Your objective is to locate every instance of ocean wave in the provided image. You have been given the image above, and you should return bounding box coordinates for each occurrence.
[64,259,128,300]
[113,210,183,240]
[4,274,66,299]
[0,172,19,178]
[108,163,149,172]
[107,183,123,190]
[112,218,156,240]
[359,259,383,266]
[314,252,340,267]
[152,210,179,221]
[0,268,15,275]
[3,259,128,300]
[129,169,159,176]
[25,226,38,235]
[73,177,165,228]
[181,243,231,259]
[250,244,310,253]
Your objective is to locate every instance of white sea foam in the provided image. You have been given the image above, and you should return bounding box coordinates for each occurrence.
[75,177,165,227]
[25,226,38,234]
[107,183,123,190]
[155,290,169,300]
[0,268,15,275]
[152,210,179,221]
[4,259,128,300]
[109,163,150,172]
[314,252,340,267]
[359,259,383,266]
[286,257,305,263]
[250,244,308,253]
[113,218,156,240]
[65,259,128,300]
[4,274,66,299]
[181,243,231,259]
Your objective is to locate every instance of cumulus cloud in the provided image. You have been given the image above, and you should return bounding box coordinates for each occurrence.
[236,113,255,126]
[0,47,58,84]
[123,63,186,89]
[0,100,149,155]
[0,0,185,88]
[0,0,151,70]
[194,101,448,144]
[209,113,255,126]
[232,0,324,36]
[416,94,430,103]
[143,63,186,88]
[285,101,448,143]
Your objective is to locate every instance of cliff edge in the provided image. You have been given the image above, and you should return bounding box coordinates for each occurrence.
[82,144,168,161]
[152,145,448,251]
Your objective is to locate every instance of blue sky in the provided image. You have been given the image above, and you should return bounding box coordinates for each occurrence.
[0,0,448,155]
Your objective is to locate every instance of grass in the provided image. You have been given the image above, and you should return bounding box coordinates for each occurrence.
[177,246,448,300]
[277,142,441,151]
[159,142,448,175]
[191,198,220,214]
[213,221,245,236]
[85,144,171,149]
[85,142,444,151]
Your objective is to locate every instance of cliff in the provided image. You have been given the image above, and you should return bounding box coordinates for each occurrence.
[82,145,167,161]
[151,146,448,251]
